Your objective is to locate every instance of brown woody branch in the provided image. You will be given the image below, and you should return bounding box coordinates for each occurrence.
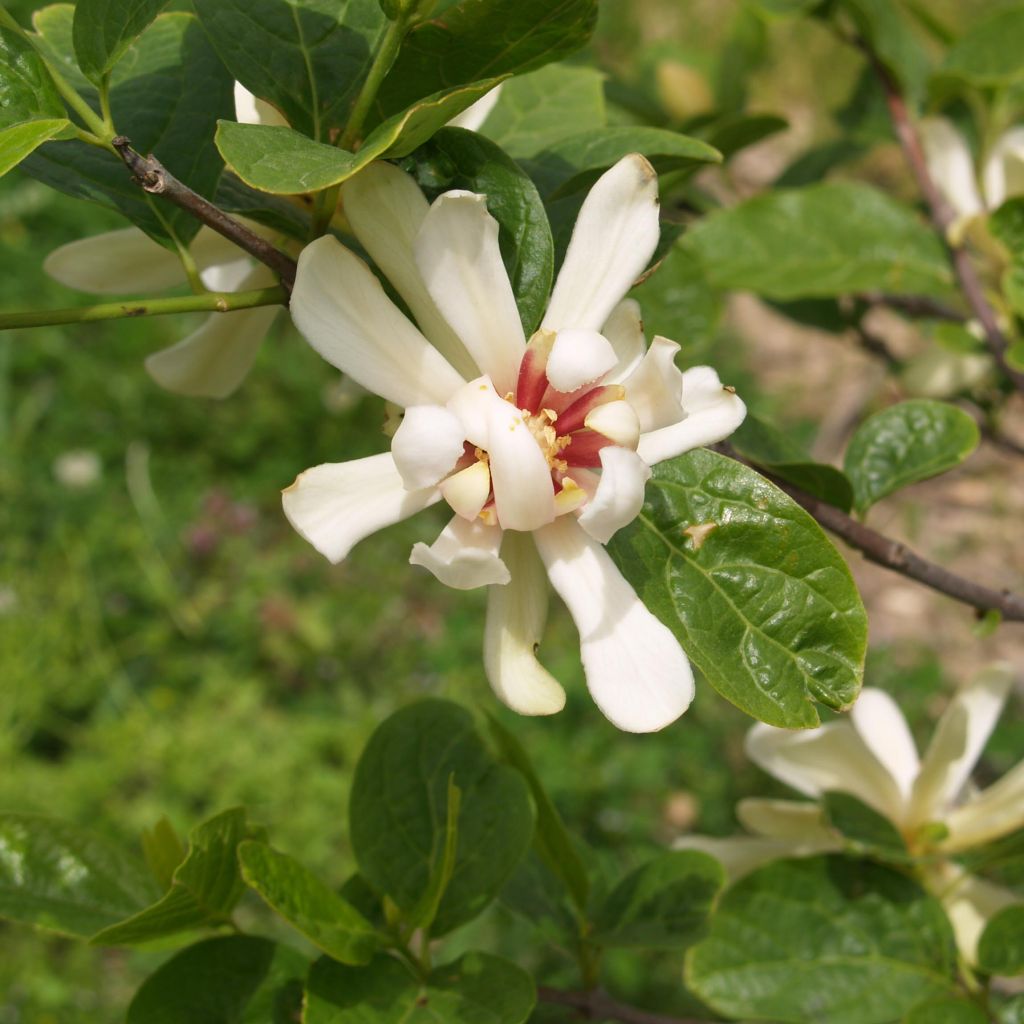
[537,987,709,1024]
[112,137,297,291]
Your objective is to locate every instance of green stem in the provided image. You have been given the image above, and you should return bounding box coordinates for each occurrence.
[0,287,287,330]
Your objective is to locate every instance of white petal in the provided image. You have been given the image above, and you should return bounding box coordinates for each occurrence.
[445,83,503,131]
[233,82,289,127]
[545,329,619,394]
[736,798,835,843]
[920,117,984,219]
[584,400,640,448]
[440,460,491,520]
[672,835,815,883]
[543,154,660,332]
[342,162,477,379]
[414,190,525,394]
[200,255,253,293]
[621,336,685,433]
[982,126,1024,210]
[934,866,1020,964]
[909,665,1013,827]
[636,363,746,466]
[850,689,920,804]
[534,517,693,732]
[391,405,467,490]
[282,453,439,564]
[745,720,906,822]
[484,530,566,716]
[144,265,279,398]
[577,446,650,543]
[603,298,647,383]
[45,228,186,295]
[409,516,509,590]
[290,236,465,409]
[943,759,1024,851]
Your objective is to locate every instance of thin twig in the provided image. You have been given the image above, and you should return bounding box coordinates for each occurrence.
[861,48,1024,393]
[856,291,966,323]
[112,137,297,290]
[714,443,1024,623]
[537,987,709,1024]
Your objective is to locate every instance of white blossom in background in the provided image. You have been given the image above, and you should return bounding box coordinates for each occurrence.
[676,666,1024,962]
[282,153,745,732]
[52,449,102,489]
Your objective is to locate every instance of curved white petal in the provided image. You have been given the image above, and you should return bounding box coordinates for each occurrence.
[584,400,640,449]
[409,515,509,590]
[745,720,906,822]
[234,82,290,127]
[933,865,1020,964]
[45,228,185,295]
[546,329,618,394]
[144,265,279,398]
[943,759,1024,851]
[850,688,920,804]
[290,236,465,409]
[982,126,1024,211]
[414,190,525,394]
[543,154,660,332]
[736,798,835,843]
[577,446,650,543]
[603,299,647,383]
[672,835,817,883]
[920,117,984,219]
[909,665,1013,827]
[391,405,467,490]
[282,453,439,564]
[446,84,503,131]
[636,363,746,466]
[484,530,566,716]
[342,162,477,378]
[534,517,693,732]
[440,460,491,520]
[621,336,685,433]
[200,256,253,293]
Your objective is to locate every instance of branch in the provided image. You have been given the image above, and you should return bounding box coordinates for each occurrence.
[113,137,297,290]
[537,987,709,1024]
[714,443,1024,623]
[862,49,1024,393]
[856,291,966,323]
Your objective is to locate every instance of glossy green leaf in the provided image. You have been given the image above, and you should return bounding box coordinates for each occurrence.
[958,829,1024,898]
[839,0,929,100]
[0,117,69,177]
[699,111,787,159]
[214,173,314,242]
[304,953,535,1024]
[404,127,554,334]
[686,856,959,1024]
[991,197,1024,257]
[374,0,598,122]
[31,4,90,91]
[592,851,723,949]
[72,0,170,81]
[609,449,867,728]
[349,700,534,936]
[943,6,1024,87]
[682,182,953,300]
[126,936,307,1024]
[238,841,381,965]
[0,814,158,937]
[0,24,66,130]
[904,997,989,1024]
[140,816,184,892]
[843,400,980,515]
[500,852,579,939]
[482,63,606,159]
[823,792,911,863]
[978,905,1024,976]
[731,414,855,512]
[191,0,388,140]
[92,807,251,944]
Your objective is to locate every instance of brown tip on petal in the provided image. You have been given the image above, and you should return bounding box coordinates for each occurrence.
[631,153,657,182]
[724,385,737,394]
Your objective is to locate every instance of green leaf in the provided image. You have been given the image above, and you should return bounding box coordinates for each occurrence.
[141,816,185,892]
[958,829,1024,898]
[191,0,388,140]
[304,953,536,1024]
[500,851,579,939]
[238,841,381,965]
[72,0,170,81]
[92,807,251,945]
[774,138,868,188]
[482,63,606,159]
[904,997,989,1024]
[843,400,980,515]
[682,182,954,300]
[699,111,787,160]
[731,414,855,512]
[0,117,69,177]
[839,0,929,101]
[126,936,307,1024]
[999,994,1024,1024]
[214,173,314,242]
[991,197,1024,257]
[746,0,822,14]
[23,12,233,247]
[0,813,158,938]
[823,792,911,863]
[943,6,1024,87]
[609,449,867,728]
[374,0,598,122]
[686,855,959,1024]
[349,700,534,936]
[592,851,723,949]
[404,127,554,335]
[978,905,1024,976]
[0,24,66,130]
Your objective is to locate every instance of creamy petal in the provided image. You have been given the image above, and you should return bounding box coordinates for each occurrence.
[543,154,660,332]
[199,256,253,293]
[576,446,650,543]
[414,190,525,394]
[234,82,289,127]
[943,759,1024,851]
[440,460,491,520]
[584,400,640,448]
[982,126,1024,211]
[47,228,179,295]
[933,865,1020,964]
[446,84,503,131]
[920,117,984,219]
[291,236,465,408]
[603,298,647,382]
[672,835,817,883]
[850,688,920,804]
[484,530,566,716]
[621,336,685,433]
[736,798,835,843]
[534,517,693,732]
[282,452,440,564]
[409,515,509,589]
[391,405,467,490]
[546,329,618,393]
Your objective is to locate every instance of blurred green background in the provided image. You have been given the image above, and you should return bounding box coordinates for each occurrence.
[0,1,1016,1021]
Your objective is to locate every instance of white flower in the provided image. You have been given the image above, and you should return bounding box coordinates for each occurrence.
[53,449,102,489]
[676,667,1023,961]
[282,154,745,732]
